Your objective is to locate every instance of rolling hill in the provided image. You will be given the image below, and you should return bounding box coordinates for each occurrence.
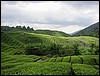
[1,30,99,56]
[1,26,70,37]
[1,25,99,75]
[72,22,99,37]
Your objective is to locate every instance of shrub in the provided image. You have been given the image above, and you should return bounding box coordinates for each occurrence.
[55,57,63,62]
[71,56,82,64]
[50,43,62,55]
[72,64,99,75]
[79,56,96,65]
[62,56,71,62]
[48,58,56,62]
[1,62,71,75]
[25,43,50,55]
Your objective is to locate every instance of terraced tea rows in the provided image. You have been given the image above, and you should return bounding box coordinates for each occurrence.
[7,32,99,46]
[1,55,42,64]
[1,32,24,48]
[1,62,71,75]
[43,55,99,65]
[1,29,99,75]
[1,61,99,75]
[72,64,99,75]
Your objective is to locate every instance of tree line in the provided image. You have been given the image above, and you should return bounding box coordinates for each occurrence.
[1,26,34,31]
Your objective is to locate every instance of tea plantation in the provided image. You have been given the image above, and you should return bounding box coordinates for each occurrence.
[1,28,99,75]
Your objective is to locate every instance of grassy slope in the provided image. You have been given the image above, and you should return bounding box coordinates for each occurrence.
[33,30,70,37]
[7,31,99,45]
[1,26,70,37]
[1,55,99,75]
[1,31,99,55]
[1,30,99,75]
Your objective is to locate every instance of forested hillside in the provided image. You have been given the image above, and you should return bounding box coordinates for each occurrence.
[72,22,99,37]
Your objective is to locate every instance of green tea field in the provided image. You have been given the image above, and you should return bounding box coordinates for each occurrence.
[1,26,99,75]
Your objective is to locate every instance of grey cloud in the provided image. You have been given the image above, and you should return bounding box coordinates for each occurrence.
[1,1,18,5]
[61,1,99,8]
[1,1,99,28]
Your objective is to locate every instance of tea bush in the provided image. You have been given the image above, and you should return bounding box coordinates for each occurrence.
[72,64,99,75]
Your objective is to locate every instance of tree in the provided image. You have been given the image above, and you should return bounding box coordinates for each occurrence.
[30,28,34,31]
[27,26,30,30]
[16,26,21,29]
[22,26,26,30]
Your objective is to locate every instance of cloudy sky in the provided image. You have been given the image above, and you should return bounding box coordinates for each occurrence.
[1,1,99,34]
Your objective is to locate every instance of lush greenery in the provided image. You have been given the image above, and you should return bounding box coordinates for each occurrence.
[1,25,99,75]
[1,55,99,75]
[1,31,99,56]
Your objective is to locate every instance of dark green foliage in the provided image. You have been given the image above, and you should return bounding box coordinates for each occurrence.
[50,43,62,55]
[72,44,81,55]
[16,26,22,29]
[27,26,34,31]
[88,43,99,55]
[1,26,34,32]
[22,26,26,30]
[1,26,13,31]
[59,45,75,56]
[93,65,99,70]
[25,43,49,55]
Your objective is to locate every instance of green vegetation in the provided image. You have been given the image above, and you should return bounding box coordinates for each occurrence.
[1,62,71,75]
[72,64,99,75]
[2,30,98,56]
[1,55,41,64]
[1,25,99,75]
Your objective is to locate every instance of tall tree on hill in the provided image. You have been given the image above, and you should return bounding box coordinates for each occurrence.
[16,26,21,29]
[30,28,34,31]
[22,26,26,30]
[27,26,30,30]
[27,26,34,31]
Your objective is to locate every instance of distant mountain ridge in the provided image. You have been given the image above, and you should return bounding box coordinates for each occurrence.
[72,22,99,37]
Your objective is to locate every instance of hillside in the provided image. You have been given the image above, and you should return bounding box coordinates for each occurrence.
[33,30,70,37]
[1,26,70,37]
[1,26,99,75]
[72,22,99,37]
[1,30,99,56]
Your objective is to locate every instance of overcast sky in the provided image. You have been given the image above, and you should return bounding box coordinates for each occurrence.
[1,1,99,34]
